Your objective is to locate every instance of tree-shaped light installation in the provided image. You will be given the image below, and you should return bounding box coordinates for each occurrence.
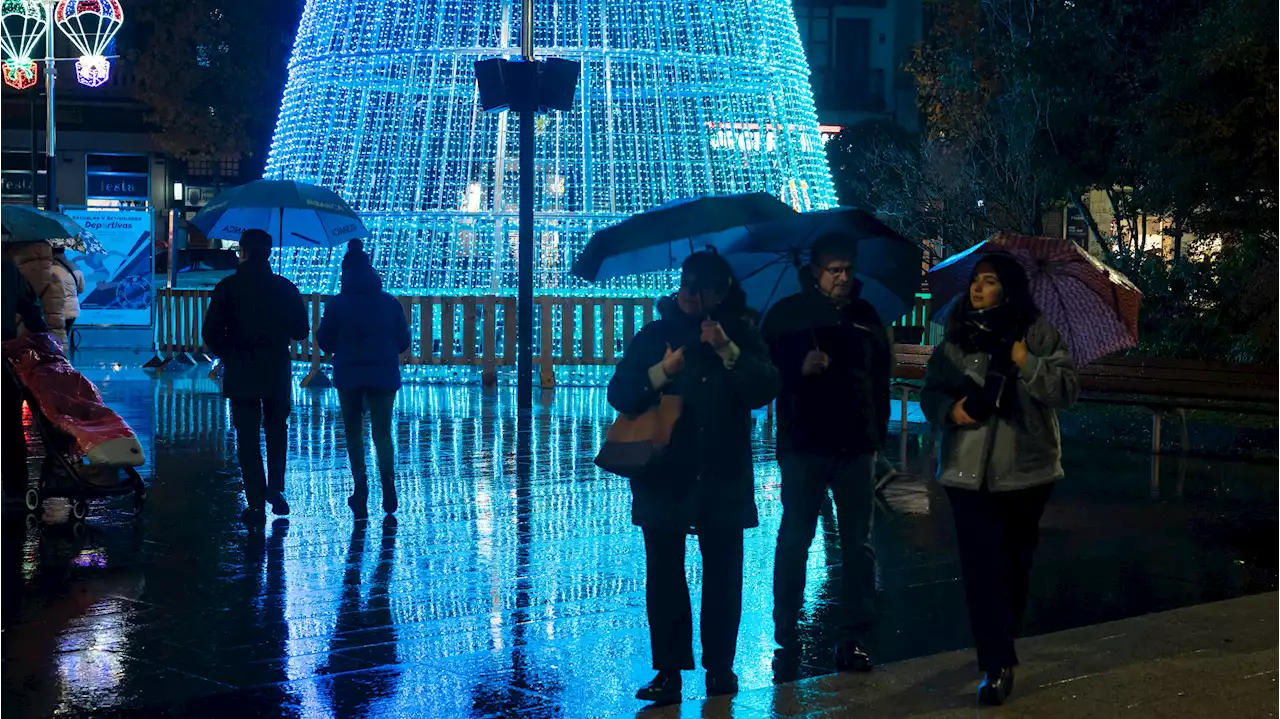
[0,0,45,90]
[264,0,835,297]
[54,0,123,87]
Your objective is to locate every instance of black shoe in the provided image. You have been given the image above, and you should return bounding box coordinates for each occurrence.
[978,667,1015,706]
[635,671,681,705]
[705,669,739,697]
[835,641,873,673]
[774,618,800,652]
[240,506,266,525]
[380,478,397,515]
[348,487,368,518]
[268,493,290,516]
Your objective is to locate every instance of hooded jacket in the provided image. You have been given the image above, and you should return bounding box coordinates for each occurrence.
[606,295,780,532]
[10,242,67,345]
[316,258,410,391]
[919,316,1079,492]
[761,276,892,459]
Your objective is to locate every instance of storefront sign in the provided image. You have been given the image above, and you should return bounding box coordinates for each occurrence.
[61,209,154,327]
[86,173,149,199]
[1,169,46,199]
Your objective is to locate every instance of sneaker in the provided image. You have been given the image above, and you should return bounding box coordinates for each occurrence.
[634,671,681,705]
[268,493,290,516]
[240,506,267,526]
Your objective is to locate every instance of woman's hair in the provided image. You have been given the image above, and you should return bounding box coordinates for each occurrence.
[945,252,1040,340]
[680,249,747,316]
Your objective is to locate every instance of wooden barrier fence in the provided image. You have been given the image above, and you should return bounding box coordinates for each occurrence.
[153,289,936,383]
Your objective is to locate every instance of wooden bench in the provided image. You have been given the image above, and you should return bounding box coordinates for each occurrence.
[889,344,1278,456]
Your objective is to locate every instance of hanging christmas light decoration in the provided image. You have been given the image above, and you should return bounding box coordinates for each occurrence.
[0,0,46,90]
[53,0,123,88]
[264,0,835,298]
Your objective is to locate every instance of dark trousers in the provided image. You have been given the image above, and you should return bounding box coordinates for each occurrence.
[338,388,397,486]
[773,452,876,643]
[2,369,27,496]
[641,527,744,672]
[946,482,1053,672]
[230,397,290,508]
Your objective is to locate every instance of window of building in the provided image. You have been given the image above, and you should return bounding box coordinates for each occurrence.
[85,153,149,208]
[1,150,48,203]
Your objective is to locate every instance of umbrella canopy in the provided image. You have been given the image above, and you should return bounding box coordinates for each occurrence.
[1,205,104,253]
[189,180,367,248]
[721,208,923,324]
[570,192,798,282]
[928,232,1142,366]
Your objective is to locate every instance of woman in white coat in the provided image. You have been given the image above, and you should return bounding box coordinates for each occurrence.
[51,247,85,338]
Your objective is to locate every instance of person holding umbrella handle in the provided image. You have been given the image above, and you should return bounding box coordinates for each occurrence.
[920,252,1079,706]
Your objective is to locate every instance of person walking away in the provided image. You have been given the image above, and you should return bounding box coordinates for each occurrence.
[2,257,48,504]
[50,248,85,343]
[919,253,1078,706]
[761,233,891,672]
[316,239,410,517]
[607,251,781,705]
[10,241,66,348]
[202,230,309,524]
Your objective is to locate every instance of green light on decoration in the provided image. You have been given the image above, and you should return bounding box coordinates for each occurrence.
[263,0,835,298]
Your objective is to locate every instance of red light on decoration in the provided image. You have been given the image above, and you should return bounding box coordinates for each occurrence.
[2,58,37,90]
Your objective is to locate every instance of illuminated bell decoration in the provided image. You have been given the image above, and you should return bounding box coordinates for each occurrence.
[264,0,836,297]
[74,53,109,86]
[53,0,122,83]
[2,57,36,89]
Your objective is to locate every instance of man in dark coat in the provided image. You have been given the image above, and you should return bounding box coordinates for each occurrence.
[2,257,48,500]
[761,233,892,672]
[607,251,781,705]
[202,230,309,523]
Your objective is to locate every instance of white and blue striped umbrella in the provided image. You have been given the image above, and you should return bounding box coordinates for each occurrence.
[190,180,367,248]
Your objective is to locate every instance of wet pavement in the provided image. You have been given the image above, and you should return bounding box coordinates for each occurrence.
[3,369,1277,718]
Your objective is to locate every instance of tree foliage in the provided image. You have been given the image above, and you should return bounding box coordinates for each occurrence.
[128,0,299,165]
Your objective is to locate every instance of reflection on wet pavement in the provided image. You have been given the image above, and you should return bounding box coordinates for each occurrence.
[2,377,1276,718]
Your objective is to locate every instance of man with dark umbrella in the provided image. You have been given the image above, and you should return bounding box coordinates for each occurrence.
[202,229,309,523]
[761,232,892,672]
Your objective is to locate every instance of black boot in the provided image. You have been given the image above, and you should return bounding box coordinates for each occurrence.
[635,671,681,705]
[705,669,739,697]
[267,491,290,517]
[978,667,1015,706]
[348,475,369,518]
[835,640,873,673]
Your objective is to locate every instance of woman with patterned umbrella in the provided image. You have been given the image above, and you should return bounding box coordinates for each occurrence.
[927,232,1142,366]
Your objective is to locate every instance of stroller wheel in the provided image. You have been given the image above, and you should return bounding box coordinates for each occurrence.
[132,494,145,515]
[24,513,38,530]
[72,521,87,539]
[23,488,41,512]
[71,500,89,521]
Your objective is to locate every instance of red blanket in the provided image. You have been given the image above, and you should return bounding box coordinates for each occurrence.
[3,333,141,466]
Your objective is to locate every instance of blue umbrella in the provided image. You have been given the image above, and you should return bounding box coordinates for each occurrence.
[721,208,922,324]
[189,180,367,249]
[570,192,798,282]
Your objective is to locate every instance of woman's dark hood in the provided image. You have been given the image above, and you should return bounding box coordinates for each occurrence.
[340,259,382,294]
[655,293,759,330]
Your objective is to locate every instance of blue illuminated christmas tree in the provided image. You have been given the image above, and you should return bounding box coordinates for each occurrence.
[264,0,835,296]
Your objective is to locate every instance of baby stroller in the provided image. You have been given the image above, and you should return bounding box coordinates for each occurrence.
[3,333,146,520]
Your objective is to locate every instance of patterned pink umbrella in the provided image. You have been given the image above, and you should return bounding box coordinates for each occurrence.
[928,233,1142,366]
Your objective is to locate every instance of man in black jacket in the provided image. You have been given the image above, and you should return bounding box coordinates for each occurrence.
[761,233,891,672]
[2,257,48,501]
[202,230,309,523]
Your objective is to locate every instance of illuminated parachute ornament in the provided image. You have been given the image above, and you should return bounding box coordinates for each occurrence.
[54,0,122,87]
[0,0,46,90]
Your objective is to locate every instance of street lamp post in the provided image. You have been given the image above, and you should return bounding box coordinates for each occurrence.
[42,0,56,211]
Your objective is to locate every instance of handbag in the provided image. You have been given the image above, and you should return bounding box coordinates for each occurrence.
[594,394,683,479]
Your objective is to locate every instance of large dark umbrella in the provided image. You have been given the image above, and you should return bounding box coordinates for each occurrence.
[189,180,367,249]
[570,192,798,282]
[928,232,1142,366]
[720,208,923,324]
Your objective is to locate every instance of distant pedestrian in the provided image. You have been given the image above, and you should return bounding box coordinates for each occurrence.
[202,229,309,524]
[50,248,85,340]
[317,239,410,517]
[761,232,891,672]
[2,257,48,503]
[10,241,67,347]
[607,250,780,705]
[919,253,1079,706]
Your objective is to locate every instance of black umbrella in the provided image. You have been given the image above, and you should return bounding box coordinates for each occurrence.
[570,192,798,282]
